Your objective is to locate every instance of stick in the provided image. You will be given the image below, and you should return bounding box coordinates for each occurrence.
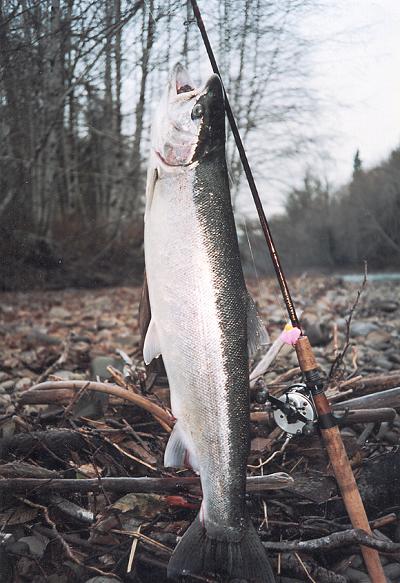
[250,407,396,426]
[0,473,293,494]
[263,528,400,554]
[23,381,173,430]
[334,387,400,411]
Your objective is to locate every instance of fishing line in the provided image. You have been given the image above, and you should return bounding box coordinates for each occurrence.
[243,217,262,298]
[189,0,301,331]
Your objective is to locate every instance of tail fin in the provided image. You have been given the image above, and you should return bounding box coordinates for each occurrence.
[167,515,275,582]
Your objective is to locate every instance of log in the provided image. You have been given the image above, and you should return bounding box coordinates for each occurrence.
[0,472,293,494]
[346,371,400,397]
[263,528,400,554]
[335,387,400,411]
[287,450,400,514]
[250,407,396,426]
[0,429,87,461]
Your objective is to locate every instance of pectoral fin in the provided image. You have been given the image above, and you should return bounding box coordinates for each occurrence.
[143,318,161,364]
[247,294,269,356]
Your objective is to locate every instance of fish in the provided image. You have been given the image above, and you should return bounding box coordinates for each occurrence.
[143,63,275,583]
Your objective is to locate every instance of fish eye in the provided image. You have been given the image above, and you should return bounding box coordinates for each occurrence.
[191,103,204,120]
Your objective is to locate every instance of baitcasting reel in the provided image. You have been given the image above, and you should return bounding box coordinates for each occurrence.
[256,382,317,436]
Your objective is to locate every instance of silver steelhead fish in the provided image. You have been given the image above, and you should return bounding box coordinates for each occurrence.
[144,63,275,583]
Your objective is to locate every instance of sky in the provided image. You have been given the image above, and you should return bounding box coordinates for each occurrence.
[237,0,400,218]
[292,0,400,204]
[125,1,400,219]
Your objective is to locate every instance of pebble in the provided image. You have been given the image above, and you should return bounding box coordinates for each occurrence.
[19,350,37,366]
[384,564,400,578]
[91,356,122,379]
[0,380,14,393]
[302,320,331,346]
[388,352,400,364]
[48,306,71,319]
[97,318,117,330]
[365,330,392,350]
[24,330,62,346]
[15,377,32,391]
[375,300,399,313]
[0,394,12,407]
[350,321,379,337]
[374,357,393,371]
[344,566,371,582]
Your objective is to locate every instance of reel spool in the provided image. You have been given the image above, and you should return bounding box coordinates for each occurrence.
[270,383,317,436]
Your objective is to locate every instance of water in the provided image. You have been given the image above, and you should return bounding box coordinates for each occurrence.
[340,273,400,283]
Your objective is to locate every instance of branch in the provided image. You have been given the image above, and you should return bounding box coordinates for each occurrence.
[328,261,367,382]
[24,380,173,431]
[0,473,293,494]
[263,528,400,554]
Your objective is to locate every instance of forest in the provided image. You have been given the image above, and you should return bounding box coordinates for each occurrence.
[1,0,399,290]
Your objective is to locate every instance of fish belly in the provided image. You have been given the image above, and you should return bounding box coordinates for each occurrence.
[145,168,249,529]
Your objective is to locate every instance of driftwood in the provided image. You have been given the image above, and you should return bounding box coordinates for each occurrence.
[346,371,400,396]
[286,449,400,513]
[263,528,400,553]
[250,407,396,426]
[0,429,87,461]
[0,472,293,494]
[334,386,400,411]
[356,450,400,511]
[22,380,173,431]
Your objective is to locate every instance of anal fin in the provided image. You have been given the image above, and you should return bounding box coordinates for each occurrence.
[164,422,198,471]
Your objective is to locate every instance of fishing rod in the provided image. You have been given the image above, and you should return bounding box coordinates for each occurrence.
[189,2,386,582]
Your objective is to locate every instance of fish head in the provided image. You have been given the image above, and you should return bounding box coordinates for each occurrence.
[151,63,225,171]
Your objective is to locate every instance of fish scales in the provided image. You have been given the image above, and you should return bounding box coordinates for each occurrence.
[146,157,249,528]
[144,64,275,583]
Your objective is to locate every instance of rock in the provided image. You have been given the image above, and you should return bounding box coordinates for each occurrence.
[18,533,49,558]
[0,394,12,408]
[388,352,400,365]
[350,321,379,337]
[70,334,91,343]
[302,320,331,346]
[335,317,347,330]
[90,356,122,380]
[97,329,112,341]
[375,300,399,313]
[0,372,9,383]
[114,335,134,347]
[0,380,14,392]
[97,318,117,330]
[48,306,71,319]
[14,377,32,391]
[374,357,393,371]
[365,329,392,350]
[24,330,62,346]
[384,563,400,578]
[19,350,37,366]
